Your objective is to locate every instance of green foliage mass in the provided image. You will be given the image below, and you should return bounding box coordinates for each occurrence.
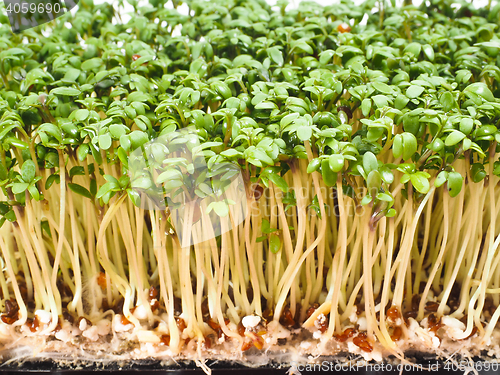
[0,0,500,222]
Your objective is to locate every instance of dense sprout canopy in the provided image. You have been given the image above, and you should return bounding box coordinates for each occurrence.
[0,0,499,211]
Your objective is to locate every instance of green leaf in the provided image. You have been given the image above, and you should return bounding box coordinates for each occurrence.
[410,172,430,194]
[459,118,474,135]
[427,138,444,152]
[255,101,277,110]
[69,166,85,178]
[39,123,62,143]
[447,171,463,197]
[474,125,497,140]
[63,68,81,82]
[400,173,411,184]
[386,208,396,217]
[157,169,183,183]
[212,82,232,100]
[379,165,394,184]
[45,174,60,189]
[372,82,393,94]
[267,172,288,192]
[105,174,119,184]
[463,82,495,102]
[163,179,184,191]
[11,182,29,194]
[261,218,275,234]
[267,47,283,66]
[291,40,313,54]
[90,179,97,196]
[376,192,393,202]
[404,42,422,57]
[211,201,229,217]
[445,130,466,147]
[250,148,274,166]
[280,113,300,129]
[125,106,137,119]
[28,185,41,201]
[494,162,500,177]
[434,171,448,188]
[462,138,472,151]
[4,136,29,150]
[361,98,371,116]
[471,163,487,183]
[50,87,81,96]
[392,134,403,159]
[0,163,6,181]
[361,194,372,206]
[269,234,281,254]
[439,91,454,112]
[120,135,132,152]
[406,85,425,99]
[220,149,242,158]
[98,134,112,150]
[297,126,313,141]
[21,160,36,183]
[395,95,409,110]
[68,183,92,199]
[372,95,389,108]
[307,158,321,173]
[456,70,472,84]
[129,131,149,150]
[402,133,417,161]
[4,210,16,222]
[74,109,90,122]
[109,124,128,139]
[6,48,26,56]
[422,44,434,61]
[397,163,416,175]
[131,176,152,190]
[367,170,381,197]
[321,159,336,187]
[363,152,378,175]
[77,144,89,162]
[127,189,141,207]
[329,154,344,173]
[190,58,208,76]
[81,57,103,71]
[319,50,335,65]
[95,185,111,200]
